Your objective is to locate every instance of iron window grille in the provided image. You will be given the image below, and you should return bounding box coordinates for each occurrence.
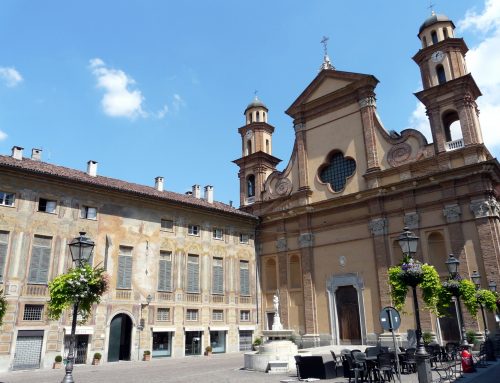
[23,304,44,321]
[157,308,170,321]
[319,152,356,192]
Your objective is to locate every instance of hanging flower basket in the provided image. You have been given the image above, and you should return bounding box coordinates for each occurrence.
[399,260,424,286]
[48,265,109,322]
[0,289,7,326]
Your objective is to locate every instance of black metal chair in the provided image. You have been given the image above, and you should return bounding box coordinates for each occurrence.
[294,355,327,380]
[353,352,370,382]
[342,355,356,383]
[401,348,417,374]
[330,350,342,377]
[365,346,380,358]
[376,352,395,382]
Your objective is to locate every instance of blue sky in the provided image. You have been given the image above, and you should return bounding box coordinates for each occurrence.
[1,0,499,205]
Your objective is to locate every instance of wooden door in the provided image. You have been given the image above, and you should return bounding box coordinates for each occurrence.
[439,303,460,343]
[336,285,361,344]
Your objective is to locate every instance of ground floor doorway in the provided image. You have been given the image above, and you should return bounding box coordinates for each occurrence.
[439,300,461,343]
[64,334,89,364]
[239,330,253,351]
[266,312,274,330]
[152,332,172,358]
[12,330,44,370]
[185,331,202,356]
[209,331,226,353]
[336,285,362,345]
[108,313,133,362]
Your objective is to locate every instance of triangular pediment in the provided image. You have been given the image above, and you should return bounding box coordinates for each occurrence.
[286,69,378,117]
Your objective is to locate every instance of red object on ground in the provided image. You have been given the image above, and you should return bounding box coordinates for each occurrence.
[461,348,475,373]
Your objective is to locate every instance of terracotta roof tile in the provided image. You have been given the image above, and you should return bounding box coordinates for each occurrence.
[0,154,257,220]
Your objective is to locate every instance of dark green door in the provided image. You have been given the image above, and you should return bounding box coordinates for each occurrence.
[108,314,132,362]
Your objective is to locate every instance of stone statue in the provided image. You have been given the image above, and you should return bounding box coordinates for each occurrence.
[273,290,280,312]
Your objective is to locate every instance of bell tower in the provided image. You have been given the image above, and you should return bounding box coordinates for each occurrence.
[413,12,483,154]
[233,96,281,207]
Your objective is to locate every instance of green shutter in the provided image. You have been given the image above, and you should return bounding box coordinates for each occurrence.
[240,261,250,296]
[212,259,223,294]
[117,255,132,289]
[158,258,172,291]
[0,237,7,282]
[187,255,199,293]
[38,247,51,283]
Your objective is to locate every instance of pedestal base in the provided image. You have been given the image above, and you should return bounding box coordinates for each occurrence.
[416,354,432,383]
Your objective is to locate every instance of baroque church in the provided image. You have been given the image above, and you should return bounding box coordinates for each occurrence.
[235,11,500,346]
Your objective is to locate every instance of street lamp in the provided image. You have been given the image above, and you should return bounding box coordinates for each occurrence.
[397,227,432,383]
[488,280,497,293]
[445,254,468,347]
[137,294,153,360]
[62,232,95,383]
[471,270,489,339]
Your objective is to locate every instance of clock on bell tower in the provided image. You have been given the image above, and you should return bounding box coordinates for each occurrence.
[412,11,483,155]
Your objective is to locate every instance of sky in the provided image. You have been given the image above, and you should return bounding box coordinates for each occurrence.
[1,0,499,206]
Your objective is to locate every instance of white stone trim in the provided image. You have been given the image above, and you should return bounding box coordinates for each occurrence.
[151,326,176,332]
[209,326,229,331]
[63,326,94,335]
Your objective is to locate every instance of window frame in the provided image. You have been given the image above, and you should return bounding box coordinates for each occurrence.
[157,250,173,292]
[212,257,224,295]
[239,260,250,296]
[38,198,57,214]
[117,246,133,290]
[212,228,224,240]
[186,308,199,321]
[23,304,44,321]
[188,224,200,236]
[239,233,249,244]
[186,254,200,293]
[80,205,97,220]
[161,219,174,232]
[240,310,251,322]
[28,235,52,285]
[0,191,15,207]
[0,231,9,283]
[157,307,170,321]
[212,309,224,321]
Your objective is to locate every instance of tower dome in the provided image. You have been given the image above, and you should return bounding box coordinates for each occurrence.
[419,13,452,34]
[244,96,268,124]
[418,11,456,48]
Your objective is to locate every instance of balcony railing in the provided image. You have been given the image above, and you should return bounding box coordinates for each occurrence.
[23,284,49,296]
[115,290,132,300]
[185,293,201,303]
[238,296,252,304]
[211,295,225,304]
[156,292,173,301]
[445,138,464,151]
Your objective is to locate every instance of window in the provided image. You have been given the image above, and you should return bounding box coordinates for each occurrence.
[443,28,449,39]
[265,139,270,153]
[239,233,249,244]
[319,152,356,192]
[0,231,9,282]
[28,235,52,284]
[187,254,200,293]
[23,304,44,321]
[188,224,200,236]
[436,64,447,85]
[240,310,250,321]
[0,191,15,207]
[213,228,223,240]
[80,206,97,220]
[38,198,56,213]
[161,219,174,232]
[247,175,255,198]
[240,261,250,296]
[157,307,170,321]
[246,140,252,155]
[212,258,224,294]
[212,310,224,321]
[431,30,438,44]
[117,246,133,289]
[158,251,172,292]
[186,309,198,321]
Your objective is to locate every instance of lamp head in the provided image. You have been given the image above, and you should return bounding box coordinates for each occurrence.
[488,280,497,293]
[68,231,95,266]
[398,227,419,257]
[470,270,481,289]
[445,254,460,278]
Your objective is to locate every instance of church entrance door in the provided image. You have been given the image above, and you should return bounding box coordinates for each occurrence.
[336,285,361,344]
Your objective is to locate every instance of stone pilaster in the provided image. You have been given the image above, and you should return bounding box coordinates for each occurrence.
[294,123,309,190]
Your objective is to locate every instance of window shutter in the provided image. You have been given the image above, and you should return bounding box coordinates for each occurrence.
[38,247,51,283]
[158,258,172,291]
[212,258,223,294]
[187,255,199,293]
[240,261,250,296]
[28,247,42,283]
[0,233,8,282]
[117,255,130,289]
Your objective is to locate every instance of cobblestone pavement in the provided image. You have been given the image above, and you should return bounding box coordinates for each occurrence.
[0,352,499,383]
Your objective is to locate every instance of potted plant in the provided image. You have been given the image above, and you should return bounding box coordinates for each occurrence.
[92,352,102,365]
[204,346,212,356]
[252,337,262,351]
[422,331,433,346]
[53,355,63,369]
[143,350,151,361]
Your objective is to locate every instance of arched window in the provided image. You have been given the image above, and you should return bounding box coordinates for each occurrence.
[249,113,253,123]
[442,110,462,142]
[263,112,266,121]
[265,139,270,153]
[265,258,277,291]
[257,111,261,122]
[289,255,301,289]
[422,36,428,47]
[443,28,449,39]
[436,64,446,85]
[431,30,438,44]
[247,175,255,197]
[246,139,252,155]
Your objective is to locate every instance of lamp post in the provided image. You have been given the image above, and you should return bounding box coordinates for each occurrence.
[137,294,152,360]
[470,270,489,340]
[62,232,95,383]
[398,227,432,383]
[445,254,468,347]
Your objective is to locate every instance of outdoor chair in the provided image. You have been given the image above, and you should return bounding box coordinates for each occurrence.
[375,352,395,382]
[353,351,370,382]
[342,355,356,383]
[294,355,326,380]
[401,348,417,374]
[330,350,342,377]
[365,346,380,358]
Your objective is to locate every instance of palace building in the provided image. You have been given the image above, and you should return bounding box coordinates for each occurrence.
[235,12,500,347]
[0,148,259,370]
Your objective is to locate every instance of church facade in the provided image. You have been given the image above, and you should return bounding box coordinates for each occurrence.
[235,13,500,346]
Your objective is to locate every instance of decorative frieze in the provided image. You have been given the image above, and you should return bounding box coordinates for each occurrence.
[443,204,461,223]
[404,212,419,229]
[276,237,287,252]
[368,218,387,236]
[470,197,500,219]
[298,233,314,248]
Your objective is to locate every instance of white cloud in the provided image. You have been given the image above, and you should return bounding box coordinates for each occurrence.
[0,130,7,141]
[156,104,169,119]
[0,67,23,87]
[89,58,146,119]
[172,93,185,112]
[405,0,500,151]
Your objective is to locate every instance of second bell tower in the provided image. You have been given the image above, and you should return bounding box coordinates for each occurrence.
[413,12,483,154]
